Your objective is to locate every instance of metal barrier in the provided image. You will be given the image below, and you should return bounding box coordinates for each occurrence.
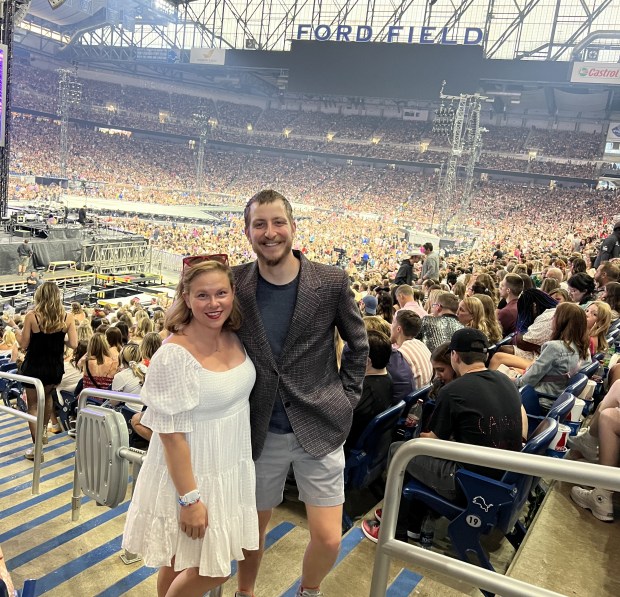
[71,388,146,522]
[0,372,46,495]
[370,438,620,597]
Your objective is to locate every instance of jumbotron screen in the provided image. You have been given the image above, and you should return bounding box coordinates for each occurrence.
[288,41,483,100]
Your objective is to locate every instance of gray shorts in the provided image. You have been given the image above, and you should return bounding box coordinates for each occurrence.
[19,256,29,267]
[255,432,345,510]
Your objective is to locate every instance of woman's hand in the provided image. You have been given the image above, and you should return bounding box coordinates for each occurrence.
[179,501,208,540]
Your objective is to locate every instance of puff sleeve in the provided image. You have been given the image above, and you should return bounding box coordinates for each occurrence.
[140,344,201,433]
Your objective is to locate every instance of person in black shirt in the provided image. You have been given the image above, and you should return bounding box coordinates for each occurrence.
[345,330,393,454]
[78,205,87,225]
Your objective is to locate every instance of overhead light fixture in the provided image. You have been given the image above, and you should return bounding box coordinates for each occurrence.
[48,0,68,8]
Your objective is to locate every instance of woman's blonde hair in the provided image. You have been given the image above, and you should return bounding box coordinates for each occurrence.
[119,343,146,384]
[2,329,16,346]
[135,310,147,324]
[87,333,111,365]
[71,302,83,314]
[77,320,94,343]
[135,316,153,338]
[33,282,66,333]
[588,301,612,353]
[363,315,392,337]
[165,261,242,334]
[461,297,493,339]
[140,332,163,361]
[473,294,503,344]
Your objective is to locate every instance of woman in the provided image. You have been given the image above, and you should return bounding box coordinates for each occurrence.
[112,343,146,395]
[122,258,258,597]
[133,316,153,345]
[0,328,19,361]
[549,288,570,304]
[77,319,93,343]
[540,277,559,295]
[428,342,456,399]
[71,302,87,324]
[515,302,591,408]
[457,297,494,341]
[81,333,118,392]
[105,326,124,360]
[567,272,596,307]
[585,301,612,354]
[473,294,503,344]
[375,290,394,323]
[16,282,78,460]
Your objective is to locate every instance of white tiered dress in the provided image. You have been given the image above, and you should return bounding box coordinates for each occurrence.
[122,343,259,577]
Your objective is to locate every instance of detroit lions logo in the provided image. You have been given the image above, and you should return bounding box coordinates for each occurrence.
[473,496,493,512]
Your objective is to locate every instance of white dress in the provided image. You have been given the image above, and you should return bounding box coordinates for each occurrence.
[122,343,259,577]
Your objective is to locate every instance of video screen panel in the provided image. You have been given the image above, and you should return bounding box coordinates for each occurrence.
[288,41,483,100]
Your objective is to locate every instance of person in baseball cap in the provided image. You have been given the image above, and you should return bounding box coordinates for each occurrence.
[361,295,378,316]
[448,327,489,356]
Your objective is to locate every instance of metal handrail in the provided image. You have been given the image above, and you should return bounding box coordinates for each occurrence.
[0,372,46,495]
[71,388,145,521]
[370,438,620,597]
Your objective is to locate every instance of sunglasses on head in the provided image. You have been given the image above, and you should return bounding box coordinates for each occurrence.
[182,254,229,270]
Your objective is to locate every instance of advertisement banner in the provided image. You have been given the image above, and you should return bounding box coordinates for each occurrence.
[190,48,227,66]
[403,109,429,121]
[570,62,620,85]
[607,122,620,143]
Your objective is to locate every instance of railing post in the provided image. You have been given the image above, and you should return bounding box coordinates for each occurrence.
[370,438,620,597]
[0,372,46,495]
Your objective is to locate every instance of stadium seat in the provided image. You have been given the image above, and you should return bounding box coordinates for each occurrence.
[487,333,515,359]
[580,359,601,379]
[401,417,558,596]
[525,391,575,438]
[343,400,406,531]
[395,385,432,441]
[525,373,588,414]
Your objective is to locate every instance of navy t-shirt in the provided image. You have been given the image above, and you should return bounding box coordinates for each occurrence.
[256,272,299,433]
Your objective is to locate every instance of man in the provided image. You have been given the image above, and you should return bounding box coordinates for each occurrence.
[391,310,433,389]
[233,189,368,597]
[394,284,427,319]
[417,291,463,352]
[394,255,419,286]
[594,261,619,290]
[497,274,524,336]
[594,220,620,268]
[421,242,439,282]
[25,271,41,293]
[16,239,33,276]
[362,328,525,542]
[78,205,87,225]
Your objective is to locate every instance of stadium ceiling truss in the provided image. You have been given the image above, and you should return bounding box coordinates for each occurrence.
[16,0,620,62]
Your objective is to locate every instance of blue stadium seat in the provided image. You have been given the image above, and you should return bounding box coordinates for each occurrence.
[487,333,515,359]
[525,391,575,438]
[343,400,406,530]
[395,384,432,440]
[402,417,558,595]
[580,359,601,379]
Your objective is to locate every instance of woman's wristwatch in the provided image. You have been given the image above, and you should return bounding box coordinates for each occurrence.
[178,489,201,507]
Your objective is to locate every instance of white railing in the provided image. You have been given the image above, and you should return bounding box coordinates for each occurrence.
[370,438,620,597]
[0,372,46,494]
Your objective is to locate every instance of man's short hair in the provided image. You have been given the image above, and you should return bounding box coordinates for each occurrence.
[367,330,392,370]
[395,309,422,338]
[437,291,459,313]
[394,284,414,298]
[504,273,524,296]
[423,242,433,252]
[600,261,620,282]
[243,189,294,229]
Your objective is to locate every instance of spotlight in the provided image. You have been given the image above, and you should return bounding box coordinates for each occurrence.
[48,0,68,8]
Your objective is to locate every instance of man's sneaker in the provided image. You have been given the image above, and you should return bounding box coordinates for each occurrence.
[234,592,254,597]
[571,486,614,522]
[362,519,380,543]
[295,587,323,597]
[374,507,382,522]
[24,447,44,462]
[567,429,598,462]
[407,530,421,541]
